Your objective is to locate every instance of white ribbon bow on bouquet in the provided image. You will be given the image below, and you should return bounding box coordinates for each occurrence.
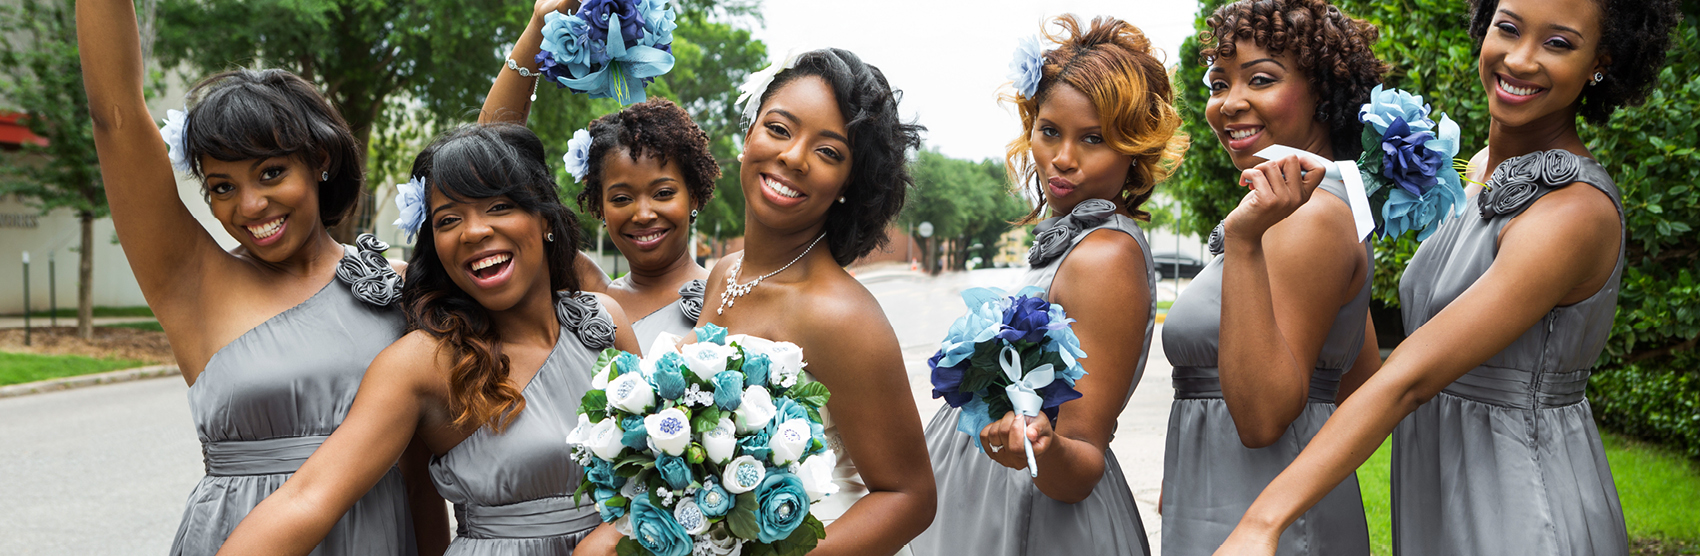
[1000,346,1053,478]
[1251,145,1377,242]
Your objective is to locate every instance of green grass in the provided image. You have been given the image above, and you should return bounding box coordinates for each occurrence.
[10,305,154,318]
[1157,300,1174,311]
[0,351,149,386]
[1358,432,1700,555]
[100,320,163,332]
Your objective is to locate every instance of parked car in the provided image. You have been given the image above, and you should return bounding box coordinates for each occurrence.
[1151,251,1206,279]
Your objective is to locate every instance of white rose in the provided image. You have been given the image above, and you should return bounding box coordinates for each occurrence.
[606,372,655,414]
[796,450,840,502]
[726,334,775,355]
[586,418,626,460]
[734,385,776,433]
[767,342,805,387]
[564,414,594,447]
[701,418,738,464]
[673,499,710,535]
[695,523,745,556]
[644,407,692,456]
[768,418,812,467]
[591,360,615,390]
[721,455,766,494]
[680,342,735,382]
[644,332,684,364]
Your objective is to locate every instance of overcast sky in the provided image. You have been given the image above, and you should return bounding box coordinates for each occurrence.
[747,0,1201,162]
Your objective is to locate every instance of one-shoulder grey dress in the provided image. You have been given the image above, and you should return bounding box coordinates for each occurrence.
[1160,180,1372,555]
[1392,150,1628,555]
[430,291,617,555]
[172,235,414,556]
[913,199,1154,556]
[629,279,705,352]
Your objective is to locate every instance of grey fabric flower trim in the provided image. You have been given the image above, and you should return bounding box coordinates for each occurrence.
[677,279,706,324]
[1027,199,1118,267]
[557,291,617,350]
[1478,149,1586,219]
[1207,222,1226,256]
[334,233,402,306]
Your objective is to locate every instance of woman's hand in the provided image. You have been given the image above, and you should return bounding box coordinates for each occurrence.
[978,411,1055,471]
[1222,155,1327,244]
[1212,526,1279,556]
[532,0,578,22]
[573,523,624,556]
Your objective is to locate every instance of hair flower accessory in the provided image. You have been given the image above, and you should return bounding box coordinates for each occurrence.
[535,0,676,105]
[1355,84,1465,240]
[736,48,803,129]
[564,129,593,183]
[393,176,427,242]
[1007,36,1046,99]
[159,108,192,173]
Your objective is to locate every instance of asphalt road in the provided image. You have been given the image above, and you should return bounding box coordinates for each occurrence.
[0,266,1176,554]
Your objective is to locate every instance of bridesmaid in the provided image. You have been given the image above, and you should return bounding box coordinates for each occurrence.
[913,15,1186,556]
[1214,0,1682,554]
[217,124,642,555]
[76,1,436,553]
[1161,1,1383,554]
[671,47,936,555]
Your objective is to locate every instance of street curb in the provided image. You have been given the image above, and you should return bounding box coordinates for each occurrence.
[0,364,178,399]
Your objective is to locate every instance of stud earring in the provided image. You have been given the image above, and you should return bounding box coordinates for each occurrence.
[1591,71,1605,86]
[690,209,699,221]
[546,232,555,242]
[836,196,846,204]
[321,171,330,182]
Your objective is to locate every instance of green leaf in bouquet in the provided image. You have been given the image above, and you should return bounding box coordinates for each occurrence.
[692,406,723,434]
[573,478,595,506]
[727,492,761,540]
[747,543,780,556]
[803,405,823,427]
[615,536,651,556]
[986,396,1014,423]
[785,381,831,408]
[770,514,825,556]
[969,341,1003,370]
[604,495,629,508]
[580,390,610,423]
[804,513,826,539]
[959,364,1001,395]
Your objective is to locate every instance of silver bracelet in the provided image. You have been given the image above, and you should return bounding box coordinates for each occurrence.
[506,58,539,78]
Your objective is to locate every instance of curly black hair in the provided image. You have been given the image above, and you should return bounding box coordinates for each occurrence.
[755,48,926,267]
[579,97,721,219]
[1470,0,1682,124]
[1202,0,1389,159]
[182,68,362,227]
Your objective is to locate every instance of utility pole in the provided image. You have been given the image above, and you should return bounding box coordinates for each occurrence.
[22,251,30,346]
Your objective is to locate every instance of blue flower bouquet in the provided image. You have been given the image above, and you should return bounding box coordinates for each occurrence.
[928,286,1087,477]
[567,324,834,556]
[535,0,676,104]
[1356,85,1467,240]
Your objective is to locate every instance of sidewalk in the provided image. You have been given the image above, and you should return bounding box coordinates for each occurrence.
[0,316,157,329]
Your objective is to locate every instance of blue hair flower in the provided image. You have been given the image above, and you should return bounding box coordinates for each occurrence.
[1008,36,1045,99]
[159,108,192,173]
[564,128,592,183]
[392,176,427,242]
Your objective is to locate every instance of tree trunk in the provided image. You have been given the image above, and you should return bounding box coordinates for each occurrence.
[77,211,94,340]
[326,103,377,244]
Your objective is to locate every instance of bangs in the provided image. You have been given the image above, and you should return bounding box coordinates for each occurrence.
[185,81,321,170]
[424,133,537,207]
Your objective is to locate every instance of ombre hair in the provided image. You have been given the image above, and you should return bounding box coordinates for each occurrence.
[1006,15,1189,224]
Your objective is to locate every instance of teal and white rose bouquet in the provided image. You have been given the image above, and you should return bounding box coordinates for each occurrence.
[568,324,835,556]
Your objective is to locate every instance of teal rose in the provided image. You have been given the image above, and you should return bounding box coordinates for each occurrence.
[695,478,733,517]
[697,323,728,345]
[754,471,811,542]
[594,486,626,520]
[620,415,648,450]
[656,351,686,376]
[655,453,693,491]
[585,457,625,490]
[742,353,770,387]
[713,371,745,411]
[629,496,692,556]
[653,366,687,401]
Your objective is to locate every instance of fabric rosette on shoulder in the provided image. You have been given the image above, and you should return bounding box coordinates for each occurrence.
[535,0,676,104]
[567,323,834,556]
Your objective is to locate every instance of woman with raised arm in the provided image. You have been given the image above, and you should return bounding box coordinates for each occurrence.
[913,15,1186,556]
[218,124,641,555]
[1213,0,1681,554]
[1162,1,1384,554]
[75,0,440,553]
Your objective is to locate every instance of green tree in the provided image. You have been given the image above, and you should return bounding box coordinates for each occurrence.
[903,148,1028,271]
[0,0,129,339]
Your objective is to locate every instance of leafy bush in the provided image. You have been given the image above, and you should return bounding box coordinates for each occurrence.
[1591,357,1700,459]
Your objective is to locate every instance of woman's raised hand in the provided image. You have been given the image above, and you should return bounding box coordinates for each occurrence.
[978,411,1055,471]
[533,0,578,22]
[1222,154,1327,244]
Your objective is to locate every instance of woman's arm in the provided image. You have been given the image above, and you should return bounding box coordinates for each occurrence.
[1336,312,1380,403]
[399,437,449,556]
[1214,181,1622,555]
[1217,156,1363,448]
[217,334,444,556]
[981,228,1151,503]
[478,0,580,125]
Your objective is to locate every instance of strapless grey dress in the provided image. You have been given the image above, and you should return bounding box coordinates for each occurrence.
[913,200,1154,556]
[430,292,617,555]
[172,236,414,556]
[1392,150,1628,555]
[630,279,705,352]
[1160,180,1372,555]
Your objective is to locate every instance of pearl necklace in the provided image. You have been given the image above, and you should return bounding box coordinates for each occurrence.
[718,233,826,315]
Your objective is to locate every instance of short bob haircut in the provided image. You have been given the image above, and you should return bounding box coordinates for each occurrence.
[401,123,585,432]
[1469,0,1682,124]
[753,48,925,267]
[181,68,362,227]
[579,97,721,219]
[1202,0,1389,160]
[1008,14,1189,224]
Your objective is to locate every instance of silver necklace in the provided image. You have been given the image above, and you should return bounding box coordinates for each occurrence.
[718,233,826,315]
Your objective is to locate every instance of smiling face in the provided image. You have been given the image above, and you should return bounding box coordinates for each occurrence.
[602,148,695,270]
[1478,0,1607,129]
[1029,84,1134,216]
[739,75,853,236]
[427,189,552,313]
[1205,42,1333,169]
[200,155,325,262]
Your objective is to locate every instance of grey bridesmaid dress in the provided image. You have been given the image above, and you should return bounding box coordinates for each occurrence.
[429,291,617,555]
[1392,149,1628,555]
[1159,180,1372,556]
[172,235,414,556]
[913,199,1154,556]
[629,279,705,351]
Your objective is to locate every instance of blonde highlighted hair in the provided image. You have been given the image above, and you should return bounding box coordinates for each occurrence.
[1006,14,1189,224]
